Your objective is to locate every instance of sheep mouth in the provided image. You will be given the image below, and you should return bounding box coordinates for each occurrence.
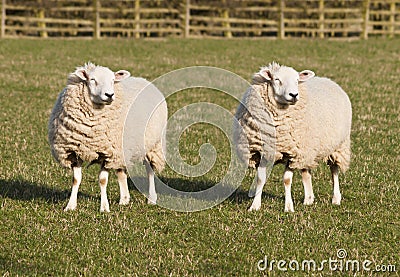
[91,96,114,105]
[99,97,114,105]
[285,96,299,104]
[279,99,297,105]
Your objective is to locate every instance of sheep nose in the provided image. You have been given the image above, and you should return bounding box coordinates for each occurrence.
[105,93,114,99]
[289,93,298,98]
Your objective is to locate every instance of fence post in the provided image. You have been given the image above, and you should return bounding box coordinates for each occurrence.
[221,0,232,38]
[362,0,370,39]
[184,0,190,38]
[135,0,140,38]
[37,0,47,38]
[318,0,324,38]
[1,0,5,38]
[93,0,100,39]
[389,0,395,38]
[279,0,285,39]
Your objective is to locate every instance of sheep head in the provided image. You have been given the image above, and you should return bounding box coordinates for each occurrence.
[258,62,314,105]
[74,62,130,105]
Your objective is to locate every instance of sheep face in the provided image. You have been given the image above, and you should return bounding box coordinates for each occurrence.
[74,63,130,105]
[258,63,314,105]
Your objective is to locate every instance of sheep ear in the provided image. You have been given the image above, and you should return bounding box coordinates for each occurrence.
[258,68,273,81]
[299,70,315,82]
[115,70,130,82]
[74,68,89,81]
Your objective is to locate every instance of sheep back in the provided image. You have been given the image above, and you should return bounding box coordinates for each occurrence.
[298,77,351,171]
[120,77,167,173]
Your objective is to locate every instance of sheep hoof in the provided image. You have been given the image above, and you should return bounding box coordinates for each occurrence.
[100,202,110,213]
[64,202,77,211]
[303,196,314,205]
[147,197,157,205]
[119,197,130,205]
[332,194,341,205]
[284,202,294,212]
[248,203,261,211]
[248,206,260,212]
[248,197,261,211]
[64,206,76,212]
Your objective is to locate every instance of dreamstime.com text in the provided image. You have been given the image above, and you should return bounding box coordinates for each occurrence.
[257,249,396,273]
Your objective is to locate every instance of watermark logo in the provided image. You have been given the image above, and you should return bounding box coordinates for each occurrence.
[257,249,397,273]
[122,66,275,212]
[336,248,347,259]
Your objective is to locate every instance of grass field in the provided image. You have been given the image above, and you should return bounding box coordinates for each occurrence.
[0,38,399,276]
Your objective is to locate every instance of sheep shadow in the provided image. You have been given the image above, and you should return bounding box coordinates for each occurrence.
[127,176,282,206]
[0,174,281,208]
[0,253,36,276]
[0,178,91,204]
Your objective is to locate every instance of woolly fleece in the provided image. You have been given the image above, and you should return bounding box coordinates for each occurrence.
[234,75,352,171]
[48,73,167,172]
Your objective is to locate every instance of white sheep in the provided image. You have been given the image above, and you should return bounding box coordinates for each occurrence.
[234,62,352,212]
[48,62,167,212]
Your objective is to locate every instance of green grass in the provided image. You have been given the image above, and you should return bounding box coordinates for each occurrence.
[0,38,399,276]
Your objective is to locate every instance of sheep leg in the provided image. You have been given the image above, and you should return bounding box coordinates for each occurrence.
[283,167,294,212]
[64,166,82,211]
[249,159,267,211]
[99,168,110,212]
[301,169,314,205]
[330,163,341,205]
[144,160,157,205]
[116,169,130,205]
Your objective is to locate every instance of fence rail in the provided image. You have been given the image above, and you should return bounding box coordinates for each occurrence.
[0,0,399,39]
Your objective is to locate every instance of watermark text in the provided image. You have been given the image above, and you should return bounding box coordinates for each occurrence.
[257,249,396,273]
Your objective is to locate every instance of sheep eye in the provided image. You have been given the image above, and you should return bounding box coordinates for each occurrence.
[90,78,97,85]
[274,78,282,85]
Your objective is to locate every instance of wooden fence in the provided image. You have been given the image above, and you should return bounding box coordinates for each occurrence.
[0,0,399,39]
